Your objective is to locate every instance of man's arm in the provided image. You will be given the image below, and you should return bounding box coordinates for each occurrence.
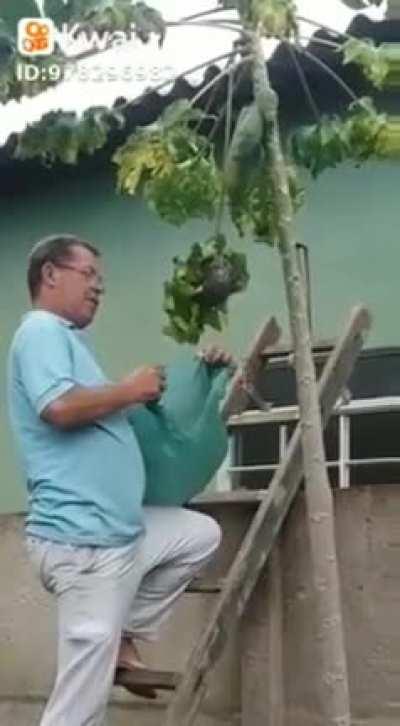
[15,317,164,431]
[42,367,164,430]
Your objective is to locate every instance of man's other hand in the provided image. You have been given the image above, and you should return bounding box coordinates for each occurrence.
[197,346,234,367]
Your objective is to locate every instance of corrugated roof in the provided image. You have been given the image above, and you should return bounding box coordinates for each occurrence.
[0,1,388,145]
[1,12,399,194]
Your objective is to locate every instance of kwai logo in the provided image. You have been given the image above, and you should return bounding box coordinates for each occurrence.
[18,17,135,57]
[18,18,56,56]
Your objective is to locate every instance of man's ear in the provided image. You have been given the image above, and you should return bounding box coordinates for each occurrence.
[41,261,57,288]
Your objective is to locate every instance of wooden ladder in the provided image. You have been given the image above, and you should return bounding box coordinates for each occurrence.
[123,307,371,725]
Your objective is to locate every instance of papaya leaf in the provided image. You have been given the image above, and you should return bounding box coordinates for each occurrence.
[375,117,400,157]
[163,235,249,344]
[13,106,125,164]
[219,0,297,36]
[43,0,79,28]
[0,20,15,65]
[131,2,166,46]
[159,99,203,131]
[291,98,387,178]
[0,20,16,101]
[44,0,166,46]
[340,1,383,9]
[113,105,221,226]
[341,37,390,88]
[202,308,223,332]
[0,1,39,33]
[251,0,298,39]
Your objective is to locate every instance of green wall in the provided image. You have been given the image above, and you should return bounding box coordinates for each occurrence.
[0,159,399,512]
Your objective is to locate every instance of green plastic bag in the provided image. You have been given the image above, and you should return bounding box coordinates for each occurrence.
[127,358,231,506]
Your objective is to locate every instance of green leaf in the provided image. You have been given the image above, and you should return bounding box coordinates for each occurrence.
[202,308,223,332]
[163,236,249,345]
[13,105,125,163]
[291,98,387,178]
[159,99,203,130]
[341,37,390,89]
[0,20,15,69]
[43,0,166,45]
[340,0,383,8]
[43,0,77,26]
[0,1,39,33]
[251,0,298,39]
[131,2,166,46]
[113,113,221,226]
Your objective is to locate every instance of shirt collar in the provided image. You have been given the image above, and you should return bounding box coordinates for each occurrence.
[23,309,77,329]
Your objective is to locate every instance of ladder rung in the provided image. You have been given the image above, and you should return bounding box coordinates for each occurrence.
[115,667,181,691]
[191,489,266,506]
[186,577,224,594]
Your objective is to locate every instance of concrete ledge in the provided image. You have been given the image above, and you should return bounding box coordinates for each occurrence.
[0,485,399,726]
[0,698,238,726]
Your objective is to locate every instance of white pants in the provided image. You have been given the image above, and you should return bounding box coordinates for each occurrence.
[25,506,221,726]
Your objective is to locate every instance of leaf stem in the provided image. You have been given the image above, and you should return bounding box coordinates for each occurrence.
[284,41,321,122]
[188,55,249,110]
[208,61,248,142]
[114,51,238,114]
[298,35,342,50]
[168,20,241,34]
[296,14,352,41]
[296,46,359,103]
[181,7,236,22]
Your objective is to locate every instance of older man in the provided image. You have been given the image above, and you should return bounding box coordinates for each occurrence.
[7,234,227,726]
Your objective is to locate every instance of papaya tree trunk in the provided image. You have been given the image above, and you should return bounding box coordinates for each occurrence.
[250,33,350,726]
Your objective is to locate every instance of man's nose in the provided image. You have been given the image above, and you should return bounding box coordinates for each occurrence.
[91,278,105,295]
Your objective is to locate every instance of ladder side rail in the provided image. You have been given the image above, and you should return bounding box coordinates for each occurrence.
[221,316,281,421]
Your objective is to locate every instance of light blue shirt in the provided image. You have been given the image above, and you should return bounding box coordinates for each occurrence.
[7,310,145,547]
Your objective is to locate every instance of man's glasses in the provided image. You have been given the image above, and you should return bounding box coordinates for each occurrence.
[55,264,106,292]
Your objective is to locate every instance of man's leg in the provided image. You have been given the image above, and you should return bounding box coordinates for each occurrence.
[26,537,144,726]
[122,507,221,644]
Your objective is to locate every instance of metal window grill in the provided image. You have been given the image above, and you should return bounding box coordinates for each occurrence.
[226,396,400,490]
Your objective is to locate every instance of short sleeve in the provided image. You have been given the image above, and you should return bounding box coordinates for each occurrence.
[15,319,76,415]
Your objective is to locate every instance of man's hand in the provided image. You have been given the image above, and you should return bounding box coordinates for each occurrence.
[121,366,166,404]
[197,345,235,367]
[41,366,167,429]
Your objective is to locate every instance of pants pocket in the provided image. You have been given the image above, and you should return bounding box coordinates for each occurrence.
[25,537,93,596]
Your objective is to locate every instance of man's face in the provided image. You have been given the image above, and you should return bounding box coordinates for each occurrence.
[49,245,105,328]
